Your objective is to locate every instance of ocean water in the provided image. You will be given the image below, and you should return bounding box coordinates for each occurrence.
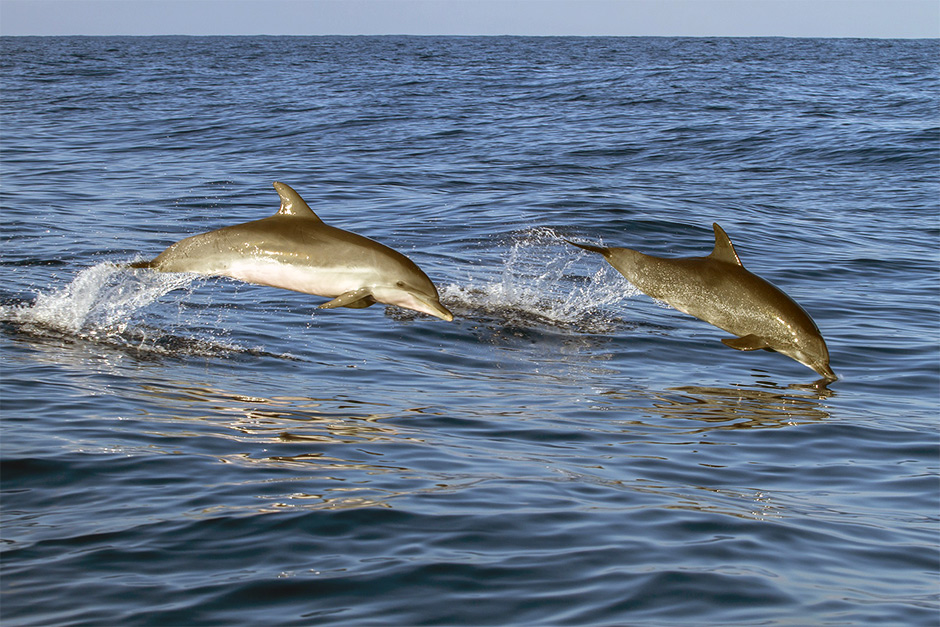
[1,36,938,626]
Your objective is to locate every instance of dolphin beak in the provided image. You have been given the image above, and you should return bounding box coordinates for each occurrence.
[815,364,837,381]
[414,293,454,321]
[425,300,454,322]
[373,285,454,321]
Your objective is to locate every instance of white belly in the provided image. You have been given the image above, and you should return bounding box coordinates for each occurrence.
[221,258,372,297]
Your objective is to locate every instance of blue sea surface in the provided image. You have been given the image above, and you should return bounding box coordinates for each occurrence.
[1,36,938,625]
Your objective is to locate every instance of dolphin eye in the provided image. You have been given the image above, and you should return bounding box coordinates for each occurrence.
[396,281,405,288]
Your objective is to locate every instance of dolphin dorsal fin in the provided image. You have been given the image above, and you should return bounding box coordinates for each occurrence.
[709,223,743,266]
[272,182,322,220]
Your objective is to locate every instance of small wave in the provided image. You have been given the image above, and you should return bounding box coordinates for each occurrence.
[440,227,638,334]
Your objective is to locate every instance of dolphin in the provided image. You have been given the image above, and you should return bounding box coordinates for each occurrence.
[130,182,453,321]
[568,224,835,380]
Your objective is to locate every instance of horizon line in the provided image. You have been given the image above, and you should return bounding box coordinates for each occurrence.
[3,33,937,40]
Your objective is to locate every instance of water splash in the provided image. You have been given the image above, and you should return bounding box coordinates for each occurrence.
[1,263,307,360]
[440,227,638,334]
[1,262,244,358]
[3,262,197,336]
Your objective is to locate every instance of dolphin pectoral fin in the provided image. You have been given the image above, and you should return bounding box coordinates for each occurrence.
[338,298,375,309]
[318,289,377,310]
[722,334,773,351]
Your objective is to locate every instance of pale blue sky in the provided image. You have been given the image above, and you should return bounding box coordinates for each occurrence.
[1,0,937,37]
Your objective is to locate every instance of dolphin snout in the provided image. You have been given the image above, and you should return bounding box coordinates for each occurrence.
[422,298,454,322]
[815,363,837,381]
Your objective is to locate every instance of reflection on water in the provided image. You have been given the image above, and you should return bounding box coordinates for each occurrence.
[4,328,840,518]
[655,384,833,427]
[137,383,454,509]
[601,381,833,432]
[138,383,417,444]
[145,378,836,519]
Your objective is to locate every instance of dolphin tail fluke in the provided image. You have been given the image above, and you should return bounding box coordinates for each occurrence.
[566,239,610,256]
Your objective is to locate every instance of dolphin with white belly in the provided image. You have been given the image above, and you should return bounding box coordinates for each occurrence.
[568,224,835,380]
[130,182,453,321]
